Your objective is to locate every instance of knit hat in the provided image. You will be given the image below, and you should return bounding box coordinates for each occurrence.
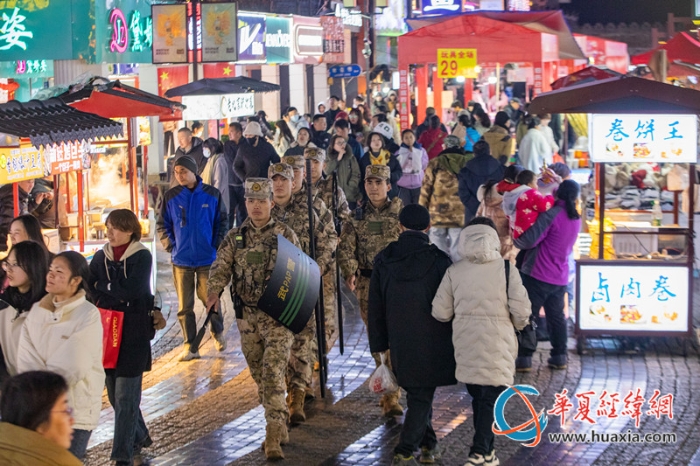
[174,155,197,175]
[443,135,462,149]
[244,121,264,137]
[373,121,393,140]
[399,204,430,231]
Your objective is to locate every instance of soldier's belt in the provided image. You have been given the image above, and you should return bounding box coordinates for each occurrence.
[359,269,373,278]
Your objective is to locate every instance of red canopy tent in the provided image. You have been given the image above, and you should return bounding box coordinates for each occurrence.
[551,66,623,90]
[631,32,700,65]
[398,12,585,130]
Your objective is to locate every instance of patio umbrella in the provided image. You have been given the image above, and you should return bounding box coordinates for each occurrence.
[164,77,281,97]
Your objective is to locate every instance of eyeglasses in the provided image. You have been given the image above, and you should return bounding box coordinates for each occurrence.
[1,261,20,271]
[53,407,74,417]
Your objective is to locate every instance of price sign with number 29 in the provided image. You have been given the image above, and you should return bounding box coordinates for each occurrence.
[436,48,477,79]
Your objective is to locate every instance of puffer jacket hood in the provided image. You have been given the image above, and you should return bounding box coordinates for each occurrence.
[456,224,502,264]
[502,184,530,219]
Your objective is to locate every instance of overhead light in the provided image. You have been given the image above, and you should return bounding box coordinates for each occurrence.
[456,76,465,83]
[487,76,498,84]
[474,66,482,73]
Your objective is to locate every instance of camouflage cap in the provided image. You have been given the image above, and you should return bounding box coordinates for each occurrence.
[304,146,326,163]
[268,163,294,181]
[282,154,305,169]
[365,164,390,181]
[244,177,273,200]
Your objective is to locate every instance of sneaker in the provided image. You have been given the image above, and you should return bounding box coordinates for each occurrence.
[548,355,567,370]
[392,454,419,465]
[419,445,441,464]
[465,453,486,465]
[484,450,499,466]
[212,332,227,352]
[515,356,532,373]
[178,348,200,362]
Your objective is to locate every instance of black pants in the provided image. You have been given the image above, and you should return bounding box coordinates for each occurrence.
[229,186,247,228]
[394,387,438,457]
[519,273,567,358]
[466,384,506,456]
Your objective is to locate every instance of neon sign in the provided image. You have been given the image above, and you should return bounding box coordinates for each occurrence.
[0,7,33,51]
[15,59,47,75]
[109,8,152,54]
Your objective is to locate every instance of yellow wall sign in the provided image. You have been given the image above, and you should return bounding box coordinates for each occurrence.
[0,146,46,184]
[437,48,477,79]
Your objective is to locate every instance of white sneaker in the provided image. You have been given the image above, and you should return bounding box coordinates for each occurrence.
[484,451,499,466]
[178,348,200,362]
[212,332,227,351]
[465,451,498,466]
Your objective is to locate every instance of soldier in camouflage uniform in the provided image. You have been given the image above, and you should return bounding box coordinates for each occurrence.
[337,165,405,417]
[268,162,337,424]
[419,135,471,261]
[304,147,351,352]
[206,178,300,461]
[284,153,341,354]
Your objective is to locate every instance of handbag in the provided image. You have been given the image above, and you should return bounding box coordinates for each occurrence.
[504,261,538,353]
[99,308,124,369]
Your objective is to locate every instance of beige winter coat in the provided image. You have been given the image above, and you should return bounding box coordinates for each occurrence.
[432,225,531,387]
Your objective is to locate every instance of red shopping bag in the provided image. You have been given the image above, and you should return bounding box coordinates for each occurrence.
[99,308,124,369]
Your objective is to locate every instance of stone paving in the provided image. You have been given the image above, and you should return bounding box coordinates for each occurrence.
[83,246,700,466]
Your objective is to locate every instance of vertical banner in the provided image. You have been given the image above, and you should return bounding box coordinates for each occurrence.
[398,67,410,131]
[320,16,345,64]
[152,4,188,64]
[533,63,543,96]
[201,3,238,62]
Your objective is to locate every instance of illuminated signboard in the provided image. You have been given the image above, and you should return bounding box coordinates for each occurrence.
[182,94,255,120]
[152,4,188,64]
[421,0,461,15]
[201,3,238,62]
[96,0,153,63]
[266,16,293,64]
[578,263,689,333]
[0,146,47,184]
[589,114,697,163]
[238,13,266,63]
[0,5,73,61]
[293,16,323,64]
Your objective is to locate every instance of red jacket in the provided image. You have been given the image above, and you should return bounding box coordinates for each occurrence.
[418,129,448,160]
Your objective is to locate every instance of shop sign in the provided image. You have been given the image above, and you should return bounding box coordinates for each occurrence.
[533,65,543,94]
[321,16,344,64]
[0,4,73,61]
[201,3,238,63]
[0,59,53,79]
[0,146,46,184]
[181,93,255,120]
[398,68,410,131]
[589,114,697,164]
[152,4,188,64]
[43,142,91,175]
[420,0,461,16]
[578,263,689,333]
[293,16,323,64]
[265,16,292,64]
[329,64,362,78]
[507,0,530,11]
[375,0,407,36]
[95,1,153,64]
[334,3,362,28]
[237,13,266,63]
[436,48,477,79]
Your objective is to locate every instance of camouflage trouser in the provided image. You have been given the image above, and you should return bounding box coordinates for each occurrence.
[286,310,317,391]
[355,275,401,403]
[238,305,295,424]
[322,267,339,352]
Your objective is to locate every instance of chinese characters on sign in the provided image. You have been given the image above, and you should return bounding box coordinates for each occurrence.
[108,8,152,54]
[436,48,477,79]
[181,93,255,120]
[579,264,689,332]
[15,59,46,75]
[0,147,46,184]
[548,388,673,428]
[43,142,91,176]
[399,68,410,131]
[0,7,32,51]
[321,15,344,64]
[590,114,697,163]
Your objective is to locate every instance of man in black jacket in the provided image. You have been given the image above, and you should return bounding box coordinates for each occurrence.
[233,121,280,183]
[224,122,249,227]
[368,204,456,465]
[310,114,330,150]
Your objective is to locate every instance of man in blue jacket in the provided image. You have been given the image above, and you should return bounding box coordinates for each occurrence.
[156,156,229,361]
[458,141,504,225]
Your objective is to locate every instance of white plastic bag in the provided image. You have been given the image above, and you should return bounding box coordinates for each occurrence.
[368,353,398,395]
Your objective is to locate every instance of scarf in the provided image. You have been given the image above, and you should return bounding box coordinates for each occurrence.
[369,149,389,166]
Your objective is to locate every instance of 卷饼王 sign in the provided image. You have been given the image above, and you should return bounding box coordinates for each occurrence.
[43,142,91,176]
[436,48,477,79]
[292,16,323,64]
[0,146,47,184]
[0,4,74,61]
[181,94,255,120]
[589,114,697,163]
[265,16,292,64]
[238,14,266,63]
[152,4,188,64]
[329,64,362,78]
[578,263,689,334]
[201,3,237,62]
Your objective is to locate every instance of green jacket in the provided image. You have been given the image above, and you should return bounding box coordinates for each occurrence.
[0,422,82,466]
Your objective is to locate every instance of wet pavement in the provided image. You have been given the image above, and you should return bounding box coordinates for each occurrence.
[84,246,700,466]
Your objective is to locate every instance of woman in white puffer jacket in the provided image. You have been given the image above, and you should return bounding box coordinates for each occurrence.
[432,218,531,466]
[17,251,104,461]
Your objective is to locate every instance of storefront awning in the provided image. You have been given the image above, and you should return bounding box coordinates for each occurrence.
[529,76,700,114]
[164,77,282,97]
[59,77,184,119]
[0,98,124,148]
[631,32,700,66]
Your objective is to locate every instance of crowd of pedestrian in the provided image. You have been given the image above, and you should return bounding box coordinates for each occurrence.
[0,91,580,466]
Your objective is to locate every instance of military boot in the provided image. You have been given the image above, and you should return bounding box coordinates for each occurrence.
[289,388,307,424]
[381,391,404,417]
[263,421,287,460]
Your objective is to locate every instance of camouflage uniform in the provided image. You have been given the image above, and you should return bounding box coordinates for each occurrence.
[337,165,403,412]
[207,178,301,425]
[269,163,338,391]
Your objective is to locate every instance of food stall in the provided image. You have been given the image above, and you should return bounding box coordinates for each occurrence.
[0,98,124,255]
[58,78,183,291]
[529,76,697,353]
